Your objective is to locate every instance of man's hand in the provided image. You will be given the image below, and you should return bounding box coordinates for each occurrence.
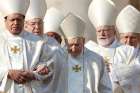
[35,65,49,75]
[22,71,35,81]
[8,70,27,84]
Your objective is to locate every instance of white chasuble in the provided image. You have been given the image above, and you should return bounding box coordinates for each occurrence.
[0,30,58,93]
[7,37,24,70]
[113,46,140,93]
[7,37,25,93]
[68,55,84,93]
[60,48,112,93]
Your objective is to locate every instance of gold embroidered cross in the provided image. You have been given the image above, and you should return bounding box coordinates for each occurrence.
[11,46,20,54]
[72,65,81,72]
[104,56,110,64]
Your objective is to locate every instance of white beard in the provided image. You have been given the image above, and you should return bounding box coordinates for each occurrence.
[97,37,115,47]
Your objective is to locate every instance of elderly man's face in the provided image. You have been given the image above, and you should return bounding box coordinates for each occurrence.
[24,18,43,36]
[96,26,116,47]
[67,37,85,57]
[5,13,25,35]
[120,32,140,48]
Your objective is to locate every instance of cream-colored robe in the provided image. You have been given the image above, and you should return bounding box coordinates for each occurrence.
[85,39,121,91]
[112,45,140,93]
[56,48,112,93]
[0,30,59,93]
[85,39,121,64]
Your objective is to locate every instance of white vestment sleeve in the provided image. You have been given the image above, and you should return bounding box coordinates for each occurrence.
[113,45,136,65]
[32,40,61,81]
[0,63,12,92]
[112,45,136,81]
[99,59,113,93]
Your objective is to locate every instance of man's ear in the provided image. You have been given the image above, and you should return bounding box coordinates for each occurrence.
[24,21,28,29]
[138,34,140,41]
[83,38,85,44]
[64,39,69,46]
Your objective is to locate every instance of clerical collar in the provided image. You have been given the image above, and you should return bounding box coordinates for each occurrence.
[4,29,24,38]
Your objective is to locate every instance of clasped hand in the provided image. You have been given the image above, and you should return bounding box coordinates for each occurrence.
[8,69,35,84]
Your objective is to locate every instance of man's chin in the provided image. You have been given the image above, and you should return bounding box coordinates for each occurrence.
[97,40,111,47]
[11,30,22,35]
[71,53,80,58]
[33,32,41,36]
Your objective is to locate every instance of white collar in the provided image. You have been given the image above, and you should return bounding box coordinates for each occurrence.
[4,29,25,38]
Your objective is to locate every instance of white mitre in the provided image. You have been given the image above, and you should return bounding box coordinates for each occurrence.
[25,0,47,20]
[88,0,118,29]
[44,7,64,36]
[60,13,85,39]
[116,5,140,34]
[0,0,30,17]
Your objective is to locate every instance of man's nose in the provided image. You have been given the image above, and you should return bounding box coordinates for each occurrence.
[126,38,131,43]
[100,31,106,36]
[14,20,18,24]
[35,24,39,29]
[126,38,132,45]
[71,45,77,51]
